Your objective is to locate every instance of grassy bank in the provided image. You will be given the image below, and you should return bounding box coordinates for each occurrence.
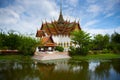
[71,53,120,60]
[0,55,32,61]
[0,53,120,61]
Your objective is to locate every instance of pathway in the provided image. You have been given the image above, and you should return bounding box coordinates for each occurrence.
[32,52,71,61]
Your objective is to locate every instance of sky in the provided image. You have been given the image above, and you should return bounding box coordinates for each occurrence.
[0,0,120,36]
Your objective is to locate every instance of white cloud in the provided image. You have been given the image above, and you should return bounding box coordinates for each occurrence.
[65,0,78,7]
[85,0,119,18]
[87,5,102,14]
[0,8,20,24]
[0,0,119,36]
[114,26,120,33]
[64,15,79,22]
[84,28,113,35]
[0,0,59,34]
[16,0,58,18]
[85,4,103,18]
[83,26,120,35]
[103,0,120,13]
[69,0,78,4]
[87,0,97,4]
[104,13,114,18]
[12,0,78,33]
[83,20,99,28]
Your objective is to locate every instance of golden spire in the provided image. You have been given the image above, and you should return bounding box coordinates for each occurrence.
[58,0,64,23]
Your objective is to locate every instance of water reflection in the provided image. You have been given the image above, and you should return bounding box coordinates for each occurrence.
[0,59,120,80]
[89,61,100,71]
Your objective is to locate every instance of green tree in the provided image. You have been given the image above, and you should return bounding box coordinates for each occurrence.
[55,46,64,52]
[0,30,39,55]
[92,34,109,50]
[70,30,91,56]
[0,32,4,49]
[110,32,120,53]
[0,31,8,49]
[18,35,39,55]
[111,32,120,44]
[68,46,76,56]
[6,32,20,50]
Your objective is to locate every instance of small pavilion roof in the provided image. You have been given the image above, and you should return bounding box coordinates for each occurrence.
[36,30,45,37]
[44,43,57,47]
[41,36,56,47]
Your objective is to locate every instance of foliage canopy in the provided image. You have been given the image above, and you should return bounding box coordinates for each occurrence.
[0,31,39,55]
[69,30,91,56]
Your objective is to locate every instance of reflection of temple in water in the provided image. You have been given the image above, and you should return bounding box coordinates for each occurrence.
[0,59,120,80]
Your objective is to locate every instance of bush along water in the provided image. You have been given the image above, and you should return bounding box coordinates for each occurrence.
[55,46,64,52]
[18,35,38,55]
[0,31,39,55]
[69,30,91,56]
[69,31,120,56]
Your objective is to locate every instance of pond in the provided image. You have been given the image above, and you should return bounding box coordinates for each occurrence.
[0,58,120,80]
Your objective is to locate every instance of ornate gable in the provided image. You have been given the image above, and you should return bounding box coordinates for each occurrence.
[39,21,81,36]
[36,30,45,37]
[41,36,56,47]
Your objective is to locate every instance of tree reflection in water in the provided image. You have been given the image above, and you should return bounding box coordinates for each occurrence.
[0,61,41,80]
[0,59,120,80]
[94,61,111,80]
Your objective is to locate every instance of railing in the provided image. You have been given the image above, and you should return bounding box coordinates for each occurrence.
[0,50,19,55]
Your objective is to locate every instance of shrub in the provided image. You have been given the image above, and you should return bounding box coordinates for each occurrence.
[18,36,38,55]
[55,46,64,52]
[111,32,120,54]
[68,46,77,56]
[0,31,38,55]
[102,49,110,54]
[70,30,91,56]
[112,44,120,54]
[69,46,89,56]
[76,47,89,56]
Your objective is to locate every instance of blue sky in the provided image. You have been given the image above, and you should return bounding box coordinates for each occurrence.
[0,0,120,36]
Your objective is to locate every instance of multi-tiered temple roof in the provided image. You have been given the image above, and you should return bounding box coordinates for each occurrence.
[36,5,81,37]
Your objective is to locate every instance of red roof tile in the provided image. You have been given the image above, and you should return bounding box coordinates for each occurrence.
[44,43,57,47]
[38,21,81,36]
[36,30,45,37]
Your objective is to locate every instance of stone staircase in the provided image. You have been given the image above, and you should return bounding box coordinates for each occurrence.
[32,52,71,60]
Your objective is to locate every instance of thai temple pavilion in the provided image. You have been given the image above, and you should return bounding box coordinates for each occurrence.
[36,3,81,52]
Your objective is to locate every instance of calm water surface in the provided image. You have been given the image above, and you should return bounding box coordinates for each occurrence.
[0,58,120,80]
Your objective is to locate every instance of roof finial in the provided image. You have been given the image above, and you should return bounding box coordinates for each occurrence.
[58,0,64,23]
[60,0,62,14]
[41,19,43,24]
[78,19,80,23]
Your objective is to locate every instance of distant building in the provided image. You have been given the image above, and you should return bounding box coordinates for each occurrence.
[36,4,81,52]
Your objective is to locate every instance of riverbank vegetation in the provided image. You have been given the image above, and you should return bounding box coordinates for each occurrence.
[0,30,39,55]
[55,46,64,52]
[71,53,120,60]
[69,31,91,56]
[0,55,32,61]
[0,30,120,57]
[69,30,120,56]
[0,53,120,61]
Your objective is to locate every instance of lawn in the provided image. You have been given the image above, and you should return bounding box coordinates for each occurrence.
[0,55,32,61]
[71,53,120,60]
[0,53,120,61]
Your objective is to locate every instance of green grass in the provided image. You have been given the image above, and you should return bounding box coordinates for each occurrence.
[71,53,120,60]
[0,55,32,61]
[0,53,120,61]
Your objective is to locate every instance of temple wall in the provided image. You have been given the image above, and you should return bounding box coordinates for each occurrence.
[52,35,73,51]
[52,35,70,43]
